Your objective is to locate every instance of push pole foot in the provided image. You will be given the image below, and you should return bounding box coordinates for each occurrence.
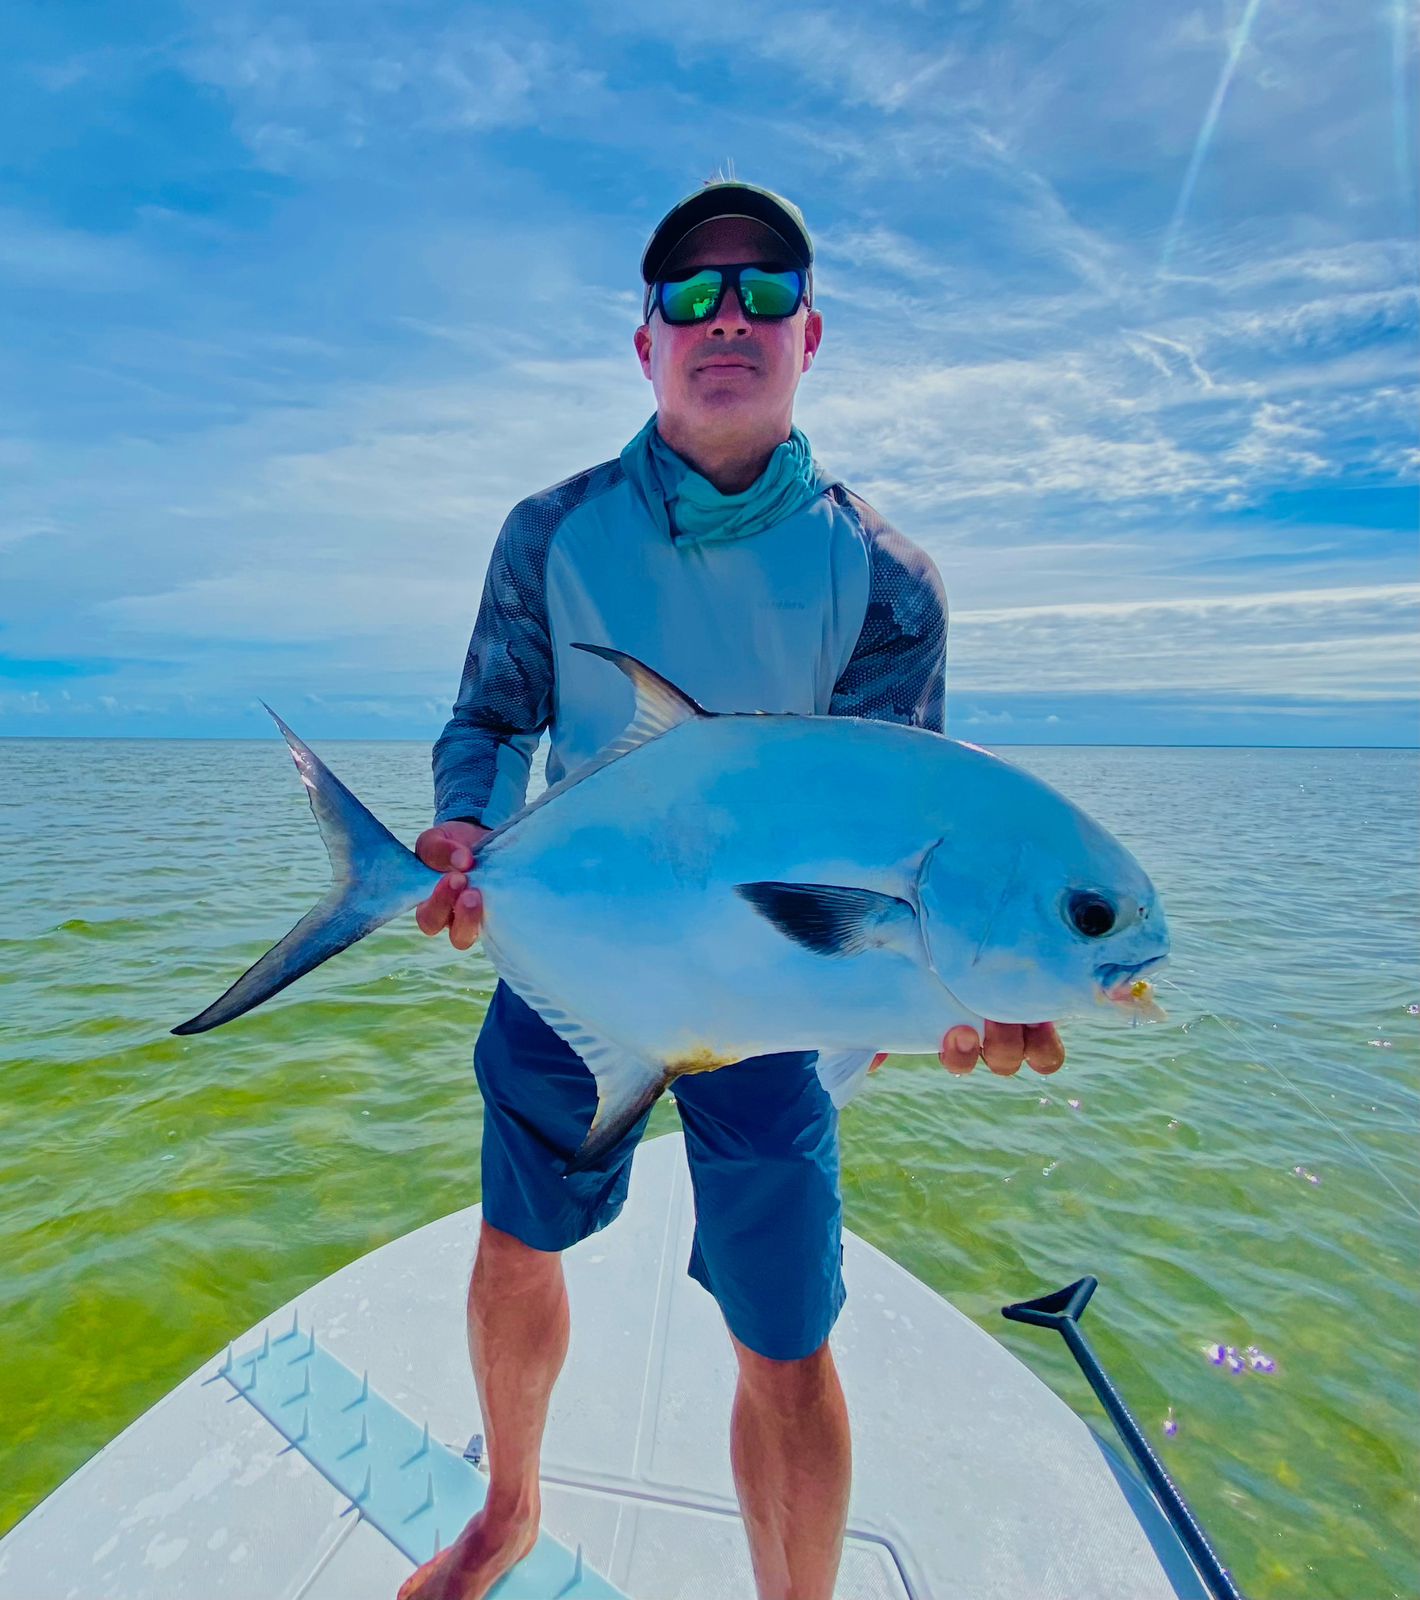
[1002,1275,1097,1329]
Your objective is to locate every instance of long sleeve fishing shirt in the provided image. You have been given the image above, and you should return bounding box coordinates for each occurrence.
[432,444,948,830]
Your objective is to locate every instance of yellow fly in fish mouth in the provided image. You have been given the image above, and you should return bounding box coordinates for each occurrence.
[1102,977,1167,1023]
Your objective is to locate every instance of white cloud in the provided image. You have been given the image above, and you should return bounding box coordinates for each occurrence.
[949,584,1420,699]
[178,12,610,169]
[818,226,945,283]
[605,0,971,119]
[100,570,455,644]
[957,582,1420,624]
[1127,332,1217,391]
[168,352,649,541]
[801,245,1417,518]
[1163,239,1414,296]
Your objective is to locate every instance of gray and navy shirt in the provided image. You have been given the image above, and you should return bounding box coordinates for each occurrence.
[432,449,948,829]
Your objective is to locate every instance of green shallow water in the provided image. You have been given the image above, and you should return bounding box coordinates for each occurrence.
[1,738,1417,1597]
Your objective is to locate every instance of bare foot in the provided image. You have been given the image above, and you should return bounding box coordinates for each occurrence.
[395,1505,539,1600]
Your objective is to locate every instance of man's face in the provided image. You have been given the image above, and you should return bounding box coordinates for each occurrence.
[634,216,823,437]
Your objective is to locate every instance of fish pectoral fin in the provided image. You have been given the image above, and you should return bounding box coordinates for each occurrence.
[735,882,918,958]
[570,642,712,753]
[814,1049,879,1109]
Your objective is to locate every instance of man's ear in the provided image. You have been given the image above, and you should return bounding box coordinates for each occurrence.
[802,308,823,372]
[634,322,654,380]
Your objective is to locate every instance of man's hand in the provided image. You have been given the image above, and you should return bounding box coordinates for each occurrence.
[866,1021,1065,1079]
[414,820,490,950]
[939,1021,1064,1076]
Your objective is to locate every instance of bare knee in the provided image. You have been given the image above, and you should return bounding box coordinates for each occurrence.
[732,1335,838,1411]
[473,1222,564,1293]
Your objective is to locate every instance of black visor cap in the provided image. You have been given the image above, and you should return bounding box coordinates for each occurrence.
[640,181,813,285]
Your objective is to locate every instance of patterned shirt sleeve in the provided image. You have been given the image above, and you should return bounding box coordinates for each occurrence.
[828,489,948,734]
[431,500,556,828]
[432,462,621,827]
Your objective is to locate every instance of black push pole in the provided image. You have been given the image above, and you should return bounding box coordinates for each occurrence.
[1002,1275,1245,1600]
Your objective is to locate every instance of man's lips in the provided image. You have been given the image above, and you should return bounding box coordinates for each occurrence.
[696,357,755,372]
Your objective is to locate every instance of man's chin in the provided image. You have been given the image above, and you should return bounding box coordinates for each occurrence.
[689,376,762,404]
[683,392,769,423]
[688,374,776,406]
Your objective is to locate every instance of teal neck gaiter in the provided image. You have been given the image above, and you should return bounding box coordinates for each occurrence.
[620,415,828,545]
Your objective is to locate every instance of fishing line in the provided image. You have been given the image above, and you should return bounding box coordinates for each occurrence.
[1154,973,1420,1226]
[881,967,1420,1309]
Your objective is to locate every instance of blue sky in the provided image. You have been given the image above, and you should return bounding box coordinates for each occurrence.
[1,0,1416,746]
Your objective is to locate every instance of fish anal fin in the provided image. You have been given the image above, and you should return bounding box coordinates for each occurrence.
[486,946,669,1176]
[736,882,918,958]
[571,642,712,752]
[567,1056,669,1174]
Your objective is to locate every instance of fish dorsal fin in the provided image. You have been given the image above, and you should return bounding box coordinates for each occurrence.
[572,642,711,754]
[470,646,712,852]
[735,882,919,958]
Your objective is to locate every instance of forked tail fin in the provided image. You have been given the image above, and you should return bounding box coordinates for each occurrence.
[172,705,442,1036]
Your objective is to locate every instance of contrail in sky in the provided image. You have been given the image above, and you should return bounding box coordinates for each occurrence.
[1392,0,1418,223]
[1160,0,1267,273]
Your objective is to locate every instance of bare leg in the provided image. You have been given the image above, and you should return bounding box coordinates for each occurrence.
[729,1334,851,1600]
[397,1223,568,1600]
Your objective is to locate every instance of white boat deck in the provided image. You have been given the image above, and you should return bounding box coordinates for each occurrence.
[0,1133,1205,1599]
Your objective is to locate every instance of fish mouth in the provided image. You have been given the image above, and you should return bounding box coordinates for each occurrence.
[1096,954,1169,1021]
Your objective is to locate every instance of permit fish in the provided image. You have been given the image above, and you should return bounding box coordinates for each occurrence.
[174,645,1170,1169]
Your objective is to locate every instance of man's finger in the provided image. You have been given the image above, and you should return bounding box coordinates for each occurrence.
[1024,1022,1066,1075]
[414,883,450,936]
[449,887,484,951]
[981,1021,1026,1076]
[414,871,465,936]
[939,1026,980,1075]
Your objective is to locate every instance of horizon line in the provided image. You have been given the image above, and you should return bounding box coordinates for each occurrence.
[2,736,1416,751]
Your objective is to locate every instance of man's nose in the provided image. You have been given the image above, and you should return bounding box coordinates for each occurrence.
[705,283,751,337]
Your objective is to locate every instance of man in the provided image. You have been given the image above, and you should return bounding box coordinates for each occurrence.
[400,181,1064,1600]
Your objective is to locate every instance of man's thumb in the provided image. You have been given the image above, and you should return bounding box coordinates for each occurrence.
[416,826,454,871]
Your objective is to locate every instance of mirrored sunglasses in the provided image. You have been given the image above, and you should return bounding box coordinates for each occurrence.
[647,263,808,325]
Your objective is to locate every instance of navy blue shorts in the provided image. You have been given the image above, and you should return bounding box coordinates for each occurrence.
[472,981,845,1361]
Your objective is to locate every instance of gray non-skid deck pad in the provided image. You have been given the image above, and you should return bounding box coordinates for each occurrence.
[212,1314,625,1595]
[0,1133,1204,1598]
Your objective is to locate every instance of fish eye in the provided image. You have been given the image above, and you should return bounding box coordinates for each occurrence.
[1066,890,1117,939]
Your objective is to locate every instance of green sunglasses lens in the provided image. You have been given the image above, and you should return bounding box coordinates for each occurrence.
[738,269,803,317]
[659,269,725,323]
